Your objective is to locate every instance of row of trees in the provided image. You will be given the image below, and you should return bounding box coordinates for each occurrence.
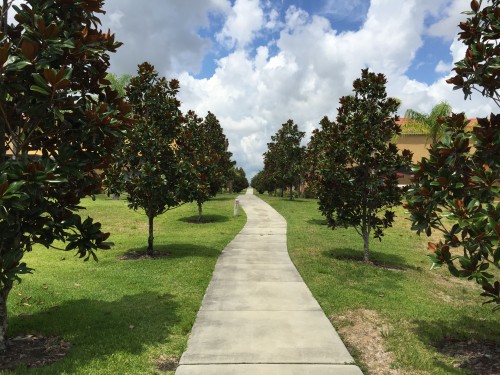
[253,120,306,199]
[103,62,239,255]
[253,0,499,309]
[254,70,412,262]
[0,0,247,350]
[252,100,453,201]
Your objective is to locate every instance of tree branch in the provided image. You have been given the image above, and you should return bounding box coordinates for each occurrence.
[1,0,14,33]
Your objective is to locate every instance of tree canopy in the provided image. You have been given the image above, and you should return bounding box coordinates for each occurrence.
[312,69,412,262]
[263,119,306,199]
[446,0,500,107]
[231,166,249,194]
[106,62,185,255]
[0,0,129,350]
[407,0,499,309]
[178,110,234,221]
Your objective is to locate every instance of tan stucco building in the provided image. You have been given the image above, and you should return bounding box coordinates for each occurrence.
[395,118,477,184]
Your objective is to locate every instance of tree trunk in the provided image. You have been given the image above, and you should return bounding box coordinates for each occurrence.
[147,214,154,256]
[362,228,370,262]
[0,283,12,352]
[1,0,8,33]
[362,204,370,262]
[197,201,203,222]
[289,184,293,200]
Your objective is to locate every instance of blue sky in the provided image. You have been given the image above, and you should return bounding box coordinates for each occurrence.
[97,0,494,178]
[191,0,451,84]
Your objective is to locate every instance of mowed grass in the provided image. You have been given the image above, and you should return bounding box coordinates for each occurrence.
[259,194,499,374]
[5,194,246,375]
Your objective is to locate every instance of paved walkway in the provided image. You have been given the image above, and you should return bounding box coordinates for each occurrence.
[175,188,363,375]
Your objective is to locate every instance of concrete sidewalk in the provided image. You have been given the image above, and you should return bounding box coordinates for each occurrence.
[175,188,363,375]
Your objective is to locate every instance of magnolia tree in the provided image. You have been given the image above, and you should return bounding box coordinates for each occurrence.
[0,0,129,350]
[106,62,185,256]
[231,166,249,193]
[250,170,267,194]
[263,119,306,199]
[262,141,280,195]
[312,70,412,262]
[305,116,336,197]
[406,0,499,309]
[203,112,234,196]
[179,111,233,221]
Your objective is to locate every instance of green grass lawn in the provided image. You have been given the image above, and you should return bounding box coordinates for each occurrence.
[5,194,246,375]
[259,194,499,374]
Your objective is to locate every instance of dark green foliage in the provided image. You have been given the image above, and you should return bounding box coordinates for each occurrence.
[231,166,249,193]
[203,112,234,195]
[250,168,277,195]
[406,113,500,309]
[0,0,128,349]
[263,119,306,199]
[106,62,184,255]
[312,69,412,262]
[179,111,234,221]
[250,170,267,194]
[447,0,500,107]
[305,116,336,197]
[407,0,500,309]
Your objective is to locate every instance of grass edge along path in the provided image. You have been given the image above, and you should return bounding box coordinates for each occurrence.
[259,194,499,375]
[4,193,246,375]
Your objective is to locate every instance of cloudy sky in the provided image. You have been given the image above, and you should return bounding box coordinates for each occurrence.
[99,1,493,178]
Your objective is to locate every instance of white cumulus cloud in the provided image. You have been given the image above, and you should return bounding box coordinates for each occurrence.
[94,0,496,179]
[216,0,265,49]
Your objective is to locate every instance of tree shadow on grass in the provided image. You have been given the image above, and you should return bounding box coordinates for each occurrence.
[123,244,221,260]
[322,247,423,271]
[307,218,328,226]
[8,292,180,373]
[413,316,500,375]
[211,195,239,202]
[279,198,308,203]
[178,214,229,224]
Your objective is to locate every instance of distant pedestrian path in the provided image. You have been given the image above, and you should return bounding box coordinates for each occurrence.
[176,188,363,374]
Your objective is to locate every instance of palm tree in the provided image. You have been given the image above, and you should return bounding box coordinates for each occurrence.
[404,101,452,144]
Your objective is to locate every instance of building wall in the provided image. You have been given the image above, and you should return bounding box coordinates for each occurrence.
[397,134,430,163]
[396,134,430,185]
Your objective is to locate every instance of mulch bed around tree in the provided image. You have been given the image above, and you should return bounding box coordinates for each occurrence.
[0,335,70,371]
[436,337,500,375]
[155,355,179,372]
